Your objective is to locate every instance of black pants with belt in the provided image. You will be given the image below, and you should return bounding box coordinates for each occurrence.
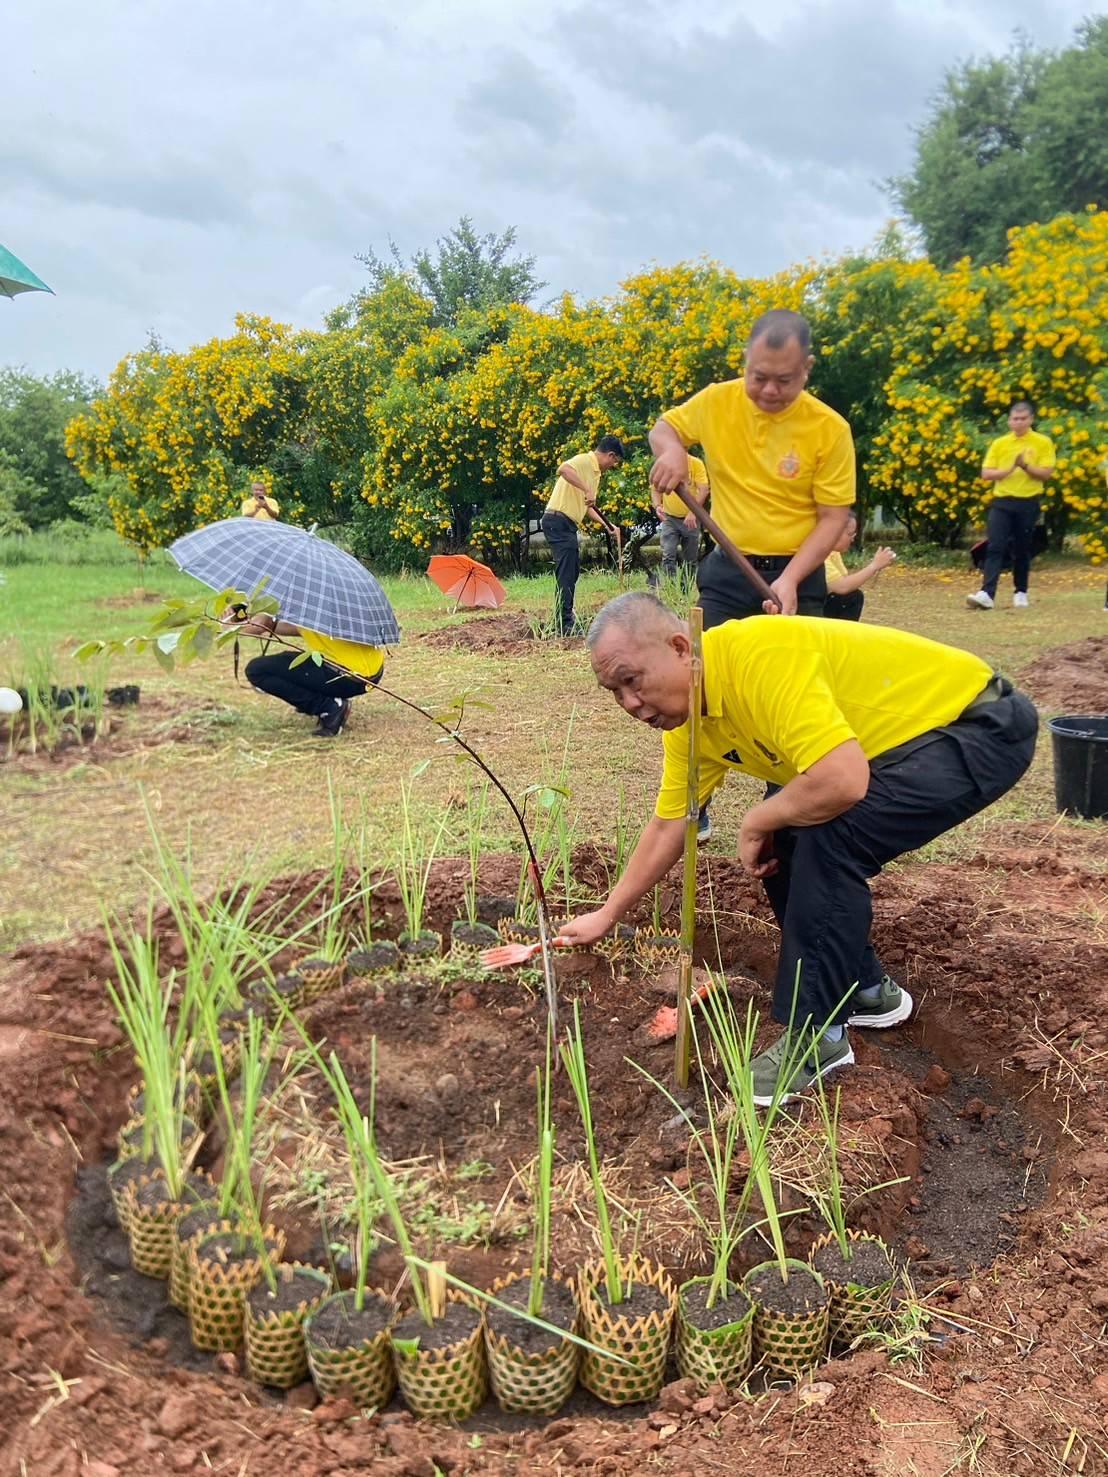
[759,688,1038,1030]
[245,651,372,718]
[696,546,827,629]
[541,510,581,633]
[981,497,1040,598]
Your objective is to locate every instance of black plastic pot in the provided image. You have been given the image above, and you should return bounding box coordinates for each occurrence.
[1049,715,1108,820]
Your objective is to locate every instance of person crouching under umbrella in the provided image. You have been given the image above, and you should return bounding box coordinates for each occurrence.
[223,608,384,738]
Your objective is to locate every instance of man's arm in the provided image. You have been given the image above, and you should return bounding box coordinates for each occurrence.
[1016,457,1053,483]
[826,547,896,595]
[738,741,870,877]
[770,504,852,615]
[557,816,685,944]
[981,464,1015,483]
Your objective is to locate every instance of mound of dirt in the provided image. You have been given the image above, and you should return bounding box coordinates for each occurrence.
[420,611,583,655]
[1019,634,1108,714]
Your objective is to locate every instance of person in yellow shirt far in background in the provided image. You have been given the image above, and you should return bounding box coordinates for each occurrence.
[558,593,1038,1103]
[823,509,897,621]
[652,453,709,582]
[241,482,280,521]
[541,435,625,634]
[967,401,1055,610]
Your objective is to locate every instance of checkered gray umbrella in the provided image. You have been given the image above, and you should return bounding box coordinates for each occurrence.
[169,518,401,646]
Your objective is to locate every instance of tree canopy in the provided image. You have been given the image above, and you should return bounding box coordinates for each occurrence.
[0,368,100,532]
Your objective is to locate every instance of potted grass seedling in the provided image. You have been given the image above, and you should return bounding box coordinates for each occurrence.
[806,1079,903,1346]
[561,1001,675,1405]
[450,777,500,964]
[392,766,451,964]
[188,1015,301,1361]
[302,1042,399,1408]
[629,1005,760,1392]
[484,1026,580,1414]
[298,778,353,1001]
[103,914,215,1268]
[633,885,682,972]
[346,802,398,980]
[701,984,830,1378]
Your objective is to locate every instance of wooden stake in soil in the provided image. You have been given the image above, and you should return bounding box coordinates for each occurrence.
[675,604,704,1089]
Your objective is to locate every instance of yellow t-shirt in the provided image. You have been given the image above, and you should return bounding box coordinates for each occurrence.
[662,381,855,554]
[661,455,709,518]
[301,630,385,681]
[654,617,991,819]
[545,451,601,525]
[241,494,280,520]
[824,550,848,585]
[982,431,1055,499]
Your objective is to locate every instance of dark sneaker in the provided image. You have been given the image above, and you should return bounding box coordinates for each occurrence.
[750,1029,854,1106]
[846,976,913,1029]
[313,698,350,738]
[697,807,712,844]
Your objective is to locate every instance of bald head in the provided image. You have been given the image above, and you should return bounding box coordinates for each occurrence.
[588,593,692,731]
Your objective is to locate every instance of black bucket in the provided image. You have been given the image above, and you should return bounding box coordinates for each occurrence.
[1048,716,1108,821]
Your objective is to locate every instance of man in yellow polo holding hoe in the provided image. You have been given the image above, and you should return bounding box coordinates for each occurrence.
[559,593,1037,1104]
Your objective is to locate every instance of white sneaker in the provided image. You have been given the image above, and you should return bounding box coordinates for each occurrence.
[966,591,994,610]
[1013,592,1029,608]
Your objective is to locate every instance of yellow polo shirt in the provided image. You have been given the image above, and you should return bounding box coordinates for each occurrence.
[545,451,601,526]
[662,381,854,554]
[661,455,709,518]
[983,431,1055,499]
[241,494,280,520]
[301,630,385,681]
[654,617,991,819]
[824,550,848,586]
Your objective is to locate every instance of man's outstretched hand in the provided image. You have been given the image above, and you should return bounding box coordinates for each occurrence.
[557,909,614,947]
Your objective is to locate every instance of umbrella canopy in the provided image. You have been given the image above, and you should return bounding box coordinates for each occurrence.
[169,517,401,647]
[427,553,507,611]
[0,243,53,299]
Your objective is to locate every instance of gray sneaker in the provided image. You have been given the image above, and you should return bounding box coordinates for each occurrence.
[750,1029,855,1106]
[846,976,913,1029]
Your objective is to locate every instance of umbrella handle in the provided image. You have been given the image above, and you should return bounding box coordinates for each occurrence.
[450,566,476,615]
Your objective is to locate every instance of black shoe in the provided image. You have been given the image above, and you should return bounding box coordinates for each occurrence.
[313,698,350,737]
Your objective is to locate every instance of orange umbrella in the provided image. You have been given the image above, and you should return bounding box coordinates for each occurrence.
[426,554,507,612]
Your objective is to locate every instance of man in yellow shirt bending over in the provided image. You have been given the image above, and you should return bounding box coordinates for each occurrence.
[559,592,1037,1103]
[967,401,1055,610]
[541,435,625,633]
[229,609,384,738]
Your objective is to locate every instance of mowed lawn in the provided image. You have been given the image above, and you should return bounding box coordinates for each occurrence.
[1,548,1105,947]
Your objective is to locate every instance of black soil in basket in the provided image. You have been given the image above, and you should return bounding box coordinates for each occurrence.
[195,1232,280,1269]
[347,942,399,974]
[637,933,682,951]
[605,924,637,948]
[486,1276,577,1356]
[451,922,500,949]
[246,1269,328,1319]
[108,1154,159,1196]
[133,1172,215,1213]
[400,932,441,959]
[300,957,339,974]
[393,1300,481,1354]
[477,895,516,926]
[508,922,542,943]
[177,1205,225,1246]
[811,1237,895,1289]
[746,1265,829,1318]
[590,1281,670,1323]
[308,1290,396,1351]
[273,972,304,997]
[681,1280,753,1333]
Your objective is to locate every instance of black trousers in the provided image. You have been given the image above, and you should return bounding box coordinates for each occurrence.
[245,651,370,718]
[696,546,827,630]
[541,511,581,632]
[760,690,1038,1030]
[823,590,865,622]
[981,498,1040,597]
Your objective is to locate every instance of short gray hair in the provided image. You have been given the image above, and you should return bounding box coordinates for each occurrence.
[585,591,683,651]
[748,309,812,354]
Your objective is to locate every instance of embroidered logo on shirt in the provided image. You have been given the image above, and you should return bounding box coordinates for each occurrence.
[777,449,801,479]
[754,738,780,765]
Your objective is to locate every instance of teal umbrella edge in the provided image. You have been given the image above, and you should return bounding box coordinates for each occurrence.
[0,243,53,298]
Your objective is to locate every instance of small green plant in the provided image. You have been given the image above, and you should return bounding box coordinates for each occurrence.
[462,777,492,927]
[392,765,451,942]
[560,1000,624,1305]
[318,1043,386,1312]
[530,1026,556,1318]
[855,1276,935,1371]
[809,1077,907,1262]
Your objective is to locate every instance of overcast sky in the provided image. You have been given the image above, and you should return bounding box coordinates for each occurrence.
[2,0,1097,382]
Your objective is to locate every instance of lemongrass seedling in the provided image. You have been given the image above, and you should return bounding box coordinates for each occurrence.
[462,777,492,928]
[529,1024,555,1319]
[392,767,452,942]
[559,1000,622,1305]
[809,1077,908,1261]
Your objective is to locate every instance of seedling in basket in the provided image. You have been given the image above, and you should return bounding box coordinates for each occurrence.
[808,1076,907,1262]
[392,765,452,946]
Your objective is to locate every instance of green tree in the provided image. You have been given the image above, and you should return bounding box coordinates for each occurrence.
[893,22,1108,265]
[354,216,545,328]
[0,368,100,527]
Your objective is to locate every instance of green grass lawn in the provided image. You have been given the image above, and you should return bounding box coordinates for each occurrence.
[1,535,1105,947]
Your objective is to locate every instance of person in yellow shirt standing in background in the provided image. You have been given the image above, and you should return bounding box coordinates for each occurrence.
[823,509,897,621]
[967,401,1055,610]
[559,592,1038,1102]
[652,452,709,582]
[541,435,625,634]
[241,482,281,521]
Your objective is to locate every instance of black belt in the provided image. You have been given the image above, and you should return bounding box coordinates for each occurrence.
[870,673,1013,770]
[740,553,793,571]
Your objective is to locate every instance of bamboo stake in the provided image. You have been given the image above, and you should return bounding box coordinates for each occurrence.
[675,606,704,1088]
